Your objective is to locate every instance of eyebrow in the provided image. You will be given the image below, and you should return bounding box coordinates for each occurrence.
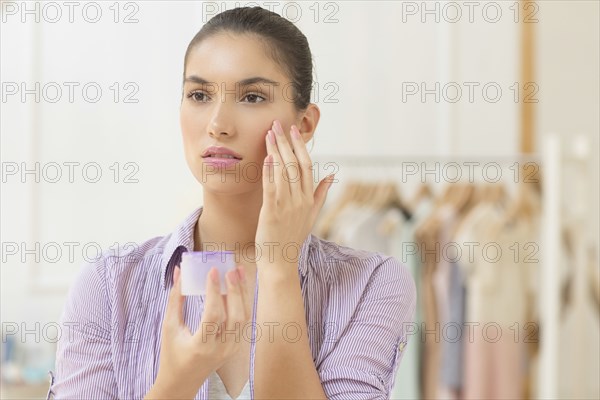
[184,75,280,87]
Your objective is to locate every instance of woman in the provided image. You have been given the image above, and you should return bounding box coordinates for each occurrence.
[47,6,416,400]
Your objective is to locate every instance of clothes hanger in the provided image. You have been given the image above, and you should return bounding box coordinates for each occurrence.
[447,183,478,238]
[383,181,412,220]
[476,183,505,204]
[415,184,455,239]
[455,183,475,213]
[372,182,393,210]
[439,183,457,207]
[493,183,509,205]
[372,182,409,237]
[314,180,361,239]
[408,183,434,213]
[358,180,409,216]
[355,182,372,205]
[503,180,540,227]
[484,178,541,241]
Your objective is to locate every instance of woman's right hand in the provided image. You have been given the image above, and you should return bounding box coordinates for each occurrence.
[146,264,251,399]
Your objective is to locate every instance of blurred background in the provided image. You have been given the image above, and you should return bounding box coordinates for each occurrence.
[1,1,598,399]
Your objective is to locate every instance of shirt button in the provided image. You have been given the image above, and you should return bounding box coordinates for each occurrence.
[398,341,406,351]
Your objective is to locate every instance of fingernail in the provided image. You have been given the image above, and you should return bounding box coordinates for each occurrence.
[268,130,276,144]
[211,267,219,284]
[291,126,301,140]
[328,174,335,186]
[274,121,283,135]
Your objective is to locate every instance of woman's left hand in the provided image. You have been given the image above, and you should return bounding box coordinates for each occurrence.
[255,119,334,272]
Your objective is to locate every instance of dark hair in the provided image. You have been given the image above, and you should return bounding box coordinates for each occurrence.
[182,6,314,111]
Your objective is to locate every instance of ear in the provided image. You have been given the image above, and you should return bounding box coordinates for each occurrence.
[296,103,320,143]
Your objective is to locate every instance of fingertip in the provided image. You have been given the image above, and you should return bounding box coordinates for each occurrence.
[207,267,219,291]
[236,265,246,283]
[264,154,273,166]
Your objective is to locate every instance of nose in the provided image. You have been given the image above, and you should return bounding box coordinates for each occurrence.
[208,100,235,138]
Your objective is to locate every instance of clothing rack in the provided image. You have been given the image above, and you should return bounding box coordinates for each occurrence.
[310,154,544,185]
[539,135,560,399]
[310,154,543,164]
[311,144,584,400]
[311,153,544,204]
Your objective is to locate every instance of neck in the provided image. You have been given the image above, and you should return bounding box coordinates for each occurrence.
[195,188,262,265]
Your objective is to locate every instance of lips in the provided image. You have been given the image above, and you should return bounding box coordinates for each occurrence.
[204,154,238,159]
[203,157,241,167]
[201,146,242,160]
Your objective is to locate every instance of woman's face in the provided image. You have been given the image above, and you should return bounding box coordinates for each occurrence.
[180,32,309,194]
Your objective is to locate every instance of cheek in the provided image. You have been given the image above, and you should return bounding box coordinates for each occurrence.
[255,138,268,161]
[258,126,274,158]
[239,118,269,156]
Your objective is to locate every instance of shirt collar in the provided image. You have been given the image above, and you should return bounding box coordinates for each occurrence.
[160,206,313,290]
[160,206,201,290]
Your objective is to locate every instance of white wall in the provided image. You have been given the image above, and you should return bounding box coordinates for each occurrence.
[536,0,600,243]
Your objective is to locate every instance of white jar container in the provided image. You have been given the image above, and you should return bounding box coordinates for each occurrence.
[180,251,236,296]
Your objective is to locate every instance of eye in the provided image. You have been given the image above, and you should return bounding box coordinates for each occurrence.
[187,90,209,103]
[241,93,266,103]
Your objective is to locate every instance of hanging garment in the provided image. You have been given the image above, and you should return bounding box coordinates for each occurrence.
[330,203,405,255]
[456,203,539,400]
[414,210,444,400]
[390,199,434,400]
[439,260,466,393]
[430,205,460,400]
[327,203,374,247]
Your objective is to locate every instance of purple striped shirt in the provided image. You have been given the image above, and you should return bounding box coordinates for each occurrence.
[47,205,416,399]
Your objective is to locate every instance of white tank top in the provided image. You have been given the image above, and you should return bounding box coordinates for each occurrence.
[208,370,251,400]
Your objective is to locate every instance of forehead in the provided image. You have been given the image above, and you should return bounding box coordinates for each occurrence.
[185,33,288,83]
